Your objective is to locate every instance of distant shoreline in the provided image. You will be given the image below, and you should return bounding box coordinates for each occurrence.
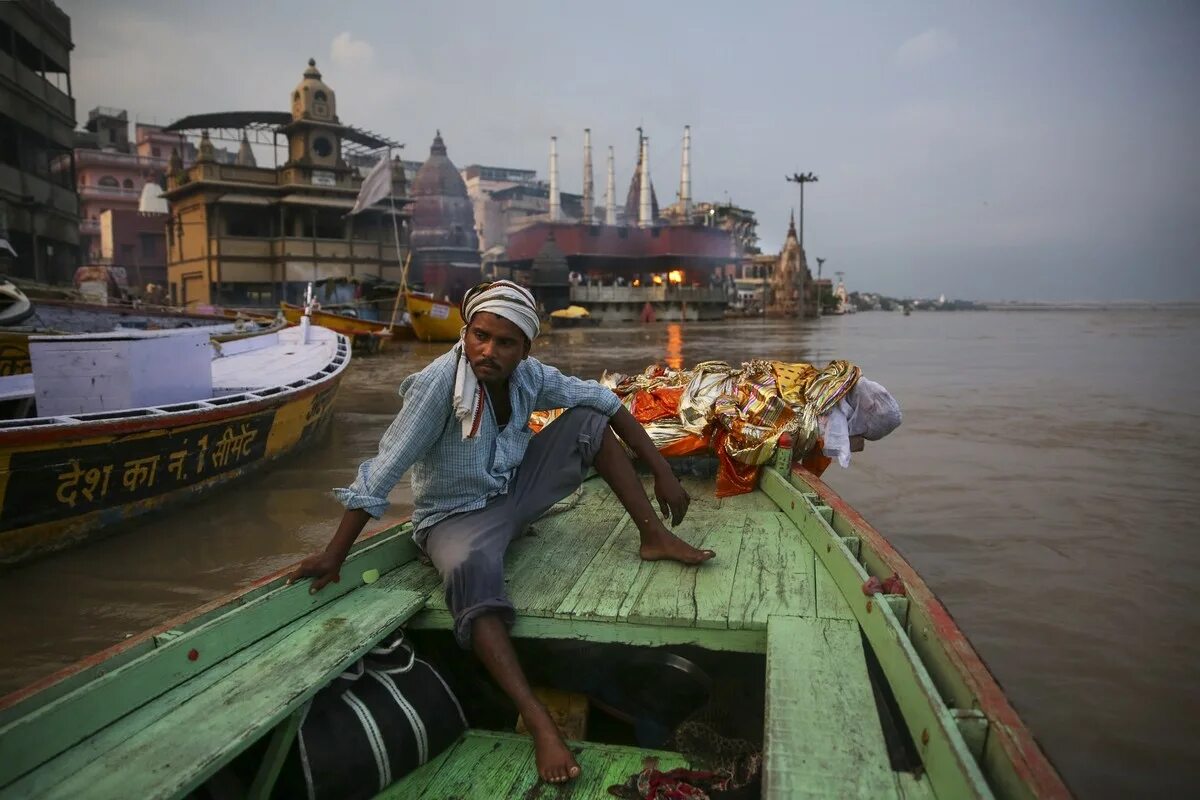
[978,301,1200,311]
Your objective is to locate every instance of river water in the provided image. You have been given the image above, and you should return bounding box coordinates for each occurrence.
[2,309,1197,797]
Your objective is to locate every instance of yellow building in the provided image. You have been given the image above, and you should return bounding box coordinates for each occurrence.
[162,59,407,308]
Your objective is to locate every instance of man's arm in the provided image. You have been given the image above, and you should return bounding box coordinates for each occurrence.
[608,406,690,526]
[289,367,451,591]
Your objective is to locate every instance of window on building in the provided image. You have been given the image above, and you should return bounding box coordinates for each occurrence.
[152,147,161,158]
[225,207,273,238]
[213,283,276,307]
[314,90,327,102]
[98,176,119,187]
[140,234,158,261]
[313,210,344,239]
[122,178,134,189]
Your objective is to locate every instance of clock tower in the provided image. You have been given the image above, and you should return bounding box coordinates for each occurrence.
[286,59,343,169]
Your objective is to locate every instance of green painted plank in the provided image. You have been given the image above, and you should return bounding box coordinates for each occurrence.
[760,467,993,800]
[763,615,899,799]
[372,732,464,798]
[0,526,413,732]
[0,532,420,789]
[406,609,768,653]
[2,624,298,799]
[506,506,625,617]
[411,729,534,799]
[507,736,689,800]
[727,511,815,629]
[896,771,940,800]
[625,512,746,629]
[815,554,856,620]
[554,517,657,622]
[38,575,427,800]
[378,730,688,800]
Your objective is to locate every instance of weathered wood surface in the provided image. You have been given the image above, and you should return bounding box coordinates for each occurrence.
[376,729,688,800]
[413,477,822,642]
[6,572,425,800]
[762,467,994,799]
[763,615,899,799]
[0,530,419,789]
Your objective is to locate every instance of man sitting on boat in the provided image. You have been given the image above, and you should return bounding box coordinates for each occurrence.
[289,280,714,784]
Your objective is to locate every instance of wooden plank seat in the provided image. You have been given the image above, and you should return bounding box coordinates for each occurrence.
[0,567,426,800]
[376,729,690,800]
[763,615,902,799]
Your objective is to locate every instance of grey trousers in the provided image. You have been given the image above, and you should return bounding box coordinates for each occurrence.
[419,407,611,648]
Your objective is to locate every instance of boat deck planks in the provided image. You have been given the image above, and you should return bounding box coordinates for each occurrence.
[409,476,825,641]
[764,615,899,799]
[376,729,688,800]
[5,571,425,800]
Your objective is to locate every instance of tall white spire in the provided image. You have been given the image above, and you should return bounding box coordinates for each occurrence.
[548,136,561,222]
[605,146,617,225]
[679,125,692,220]
[638,134,652,228]
[582,128,594,224]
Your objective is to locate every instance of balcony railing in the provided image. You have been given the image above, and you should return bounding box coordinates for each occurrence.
[79,185,143,200]
[75,150,168,171]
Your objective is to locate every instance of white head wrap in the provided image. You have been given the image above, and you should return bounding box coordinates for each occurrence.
[453,281,541,439]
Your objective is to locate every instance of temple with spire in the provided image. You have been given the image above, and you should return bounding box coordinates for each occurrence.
[492,126,738,320]
[160,59,407,309]
[766,210,809,316]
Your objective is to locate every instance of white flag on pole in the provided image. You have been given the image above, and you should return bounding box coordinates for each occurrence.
[348,153,393,215]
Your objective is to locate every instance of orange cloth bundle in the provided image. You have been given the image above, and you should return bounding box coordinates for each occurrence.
[534,357,865,496]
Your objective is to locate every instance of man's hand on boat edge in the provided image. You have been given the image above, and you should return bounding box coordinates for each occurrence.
[288,508,372,593]
[287,551,344,593]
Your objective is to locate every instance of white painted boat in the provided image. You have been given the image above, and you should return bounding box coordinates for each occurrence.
[0,324,350,565]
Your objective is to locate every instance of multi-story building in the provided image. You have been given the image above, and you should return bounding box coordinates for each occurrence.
[161,59,407,308]
[60,107,180,262]
[0,0,79,283]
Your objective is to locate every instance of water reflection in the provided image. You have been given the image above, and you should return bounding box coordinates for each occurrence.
[665,322,683,369]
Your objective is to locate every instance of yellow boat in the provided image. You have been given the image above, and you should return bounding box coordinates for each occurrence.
[405,293,464,342]
[280,303,410,353]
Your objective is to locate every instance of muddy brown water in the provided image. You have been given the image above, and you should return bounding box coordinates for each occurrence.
[1,309,1197,797]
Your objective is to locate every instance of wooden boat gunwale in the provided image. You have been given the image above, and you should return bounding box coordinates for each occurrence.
[279,302,394,338]
[764,465,1071,799]
[0,460,1071,799]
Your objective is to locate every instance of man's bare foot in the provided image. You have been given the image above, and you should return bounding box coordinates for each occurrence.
[527,713,581,783]
[639,529,715,564]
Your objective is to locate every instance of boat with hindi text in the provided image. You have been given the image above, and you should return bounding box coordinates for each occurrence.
[0,322,349,566]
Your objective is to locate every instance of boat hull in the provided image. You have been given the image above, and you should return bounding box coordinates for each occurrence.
[405,294,464,342]
[279,303,406,352]
[0,346,348,567]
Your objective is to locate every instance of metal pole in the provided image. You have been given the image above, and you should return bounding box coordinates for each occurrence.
[799,182,805,250]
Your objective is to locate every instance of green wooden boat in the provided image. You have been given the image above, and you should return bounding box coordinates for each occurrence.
[0,464,1071,799]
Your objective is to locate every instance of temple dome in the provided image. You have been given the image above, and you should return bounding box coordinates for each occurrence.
[410,131,479,253]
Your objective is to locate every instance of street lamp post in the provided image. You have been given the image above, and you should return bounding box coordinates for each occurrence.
[816,256,826,319]
[785,171,818,249]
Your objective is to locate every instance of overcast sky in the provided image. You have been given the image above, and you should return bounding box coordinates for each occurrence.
[60,0,1199,301]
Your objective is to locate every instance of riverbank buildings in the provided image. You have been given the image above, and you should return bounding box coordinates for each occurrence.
[0,0,78,283]
[162,60,406,308]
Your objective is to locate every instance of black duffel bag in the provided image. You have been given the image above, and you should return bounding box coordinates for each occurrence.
[279,627,467,800]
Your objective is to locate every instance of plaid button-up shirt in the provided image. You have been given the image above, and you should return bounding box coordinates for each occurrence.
[334,346,622,533]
